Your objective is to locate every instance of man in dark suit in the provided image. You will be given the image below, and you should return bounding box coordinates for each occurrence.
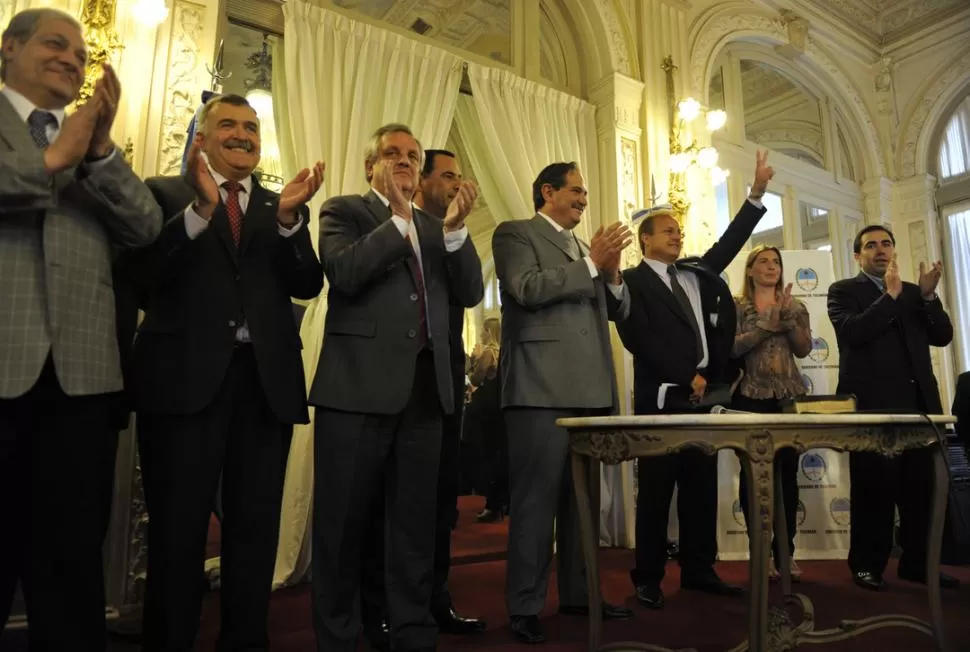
[616,152,774,609]
[308,124,483,652]
[129,93,324,650]
[492,162,635,644]
[828,224,959,592]
[954,371,970,450]
[0,9,161,648]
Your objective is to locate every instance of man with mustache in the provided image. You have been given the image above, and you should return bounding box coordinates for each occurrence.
[492,162,635,644]
[828,225,958,592]
[0,8,161,648]
[309,125,483,652]
[128,93,325,650]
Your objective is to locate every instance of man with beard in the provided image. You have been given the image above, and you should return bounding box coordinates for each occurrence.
[492,162,635,644]
[828,225,959,592]
[0,9,161,648]
[129,93,325,650]
[309,125,484,652]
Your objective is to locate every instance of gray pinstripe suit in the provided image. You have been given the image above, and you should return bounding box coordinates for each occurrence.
[0,91,162,398]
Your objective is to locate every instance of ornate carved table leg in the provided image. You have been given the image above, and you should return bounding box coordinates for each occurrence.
[772,457,792,597]
[927,445,949,649]
[571,452,603,651]
[741,431,775,652]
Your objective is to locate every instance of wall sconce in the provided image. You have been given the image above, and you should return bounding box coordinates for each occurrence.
[662,56,728,219]
[243,35,283,192]
[132,0,169,26]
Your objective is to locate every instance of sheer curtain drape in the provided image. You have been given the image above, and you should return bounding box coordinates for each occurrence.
[454,63,634,547]
[271,0,463,588]
[944,203,970,374]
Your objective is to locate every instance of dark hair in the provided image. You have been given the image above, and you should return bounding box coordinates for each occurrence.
[636,209,677,254]
[421,149,456,177]
[853,224,895,254]
[1,8,82,82]
[198,93,255,132]
[532,162,578,211]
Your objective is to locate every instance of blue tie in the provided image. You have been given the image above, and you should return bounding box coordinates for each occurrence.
[27,110,57,149]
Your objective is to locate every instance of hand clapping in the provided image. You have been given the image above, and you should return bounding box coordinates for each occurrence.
[589,222,633,284]
[443,181,479,232]
[279,161,325,225]
[918,260,943,297]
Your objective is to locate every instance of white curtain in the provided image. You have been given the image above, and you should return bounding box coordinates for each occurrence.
[454,64,634,547]
[271,0,463,588]
[944,203,970,374]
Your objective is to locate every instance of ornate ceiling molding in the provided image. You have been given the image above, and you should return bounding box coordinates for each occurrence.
[897,47,970,178]
[689,10,885,178]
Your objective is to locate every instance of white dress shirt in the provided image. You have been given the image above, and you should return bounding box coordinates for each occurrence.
[372,187,469,339]
[537,211,626,300]
[642,256,710,409]
[1,85,116,168]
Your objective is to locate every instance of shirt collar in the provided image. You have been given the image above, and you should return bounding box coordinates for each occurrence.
[1,86,66,128]
[538,211,569,233]
[863,271,885,291]
[642,256,674,278]
[371,187,417,212]
[202,152,252,194]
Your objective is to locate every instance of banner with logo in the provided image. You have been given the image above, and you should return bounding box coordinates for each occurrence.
[716,250,850,561]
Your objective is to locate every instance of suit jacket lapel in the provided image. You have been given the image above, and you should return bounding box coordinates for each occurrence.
[855,271,883,304]
[531,214,578,261]
[239,178,277,256]
[413,208,438,286]
[210,201,238,265]
[363,189,392,225]
[0,94,76,190]
[639,260,694,328]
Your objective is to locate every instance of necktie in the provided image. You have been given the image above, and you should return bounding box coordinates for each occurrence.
[27,110,57,149]
[562,230,581,259]
[404,233,429,349]
[223,181,243,247]
[668,265,703,363]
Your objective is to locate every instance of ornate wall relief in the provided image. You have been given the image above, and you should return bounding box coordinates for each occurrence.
[592,0,632,77]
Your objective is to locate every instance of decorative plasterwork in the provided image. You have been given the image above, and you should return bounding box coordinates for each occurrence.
[897,48,970,178]
[157,0,205,177]
[804,0,965,44]
[593,0,633,77]
[690,11,885,177]
[749,127,824,158]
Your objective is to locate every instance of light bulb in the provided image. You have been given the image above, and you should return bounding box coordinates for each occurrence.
[697,147,719,169]
[677,98,701,122]
[245,88,274,120]
[132,0,169,26]
[706,110,727,131]
[669,153,692,173]
[710,166,730,185]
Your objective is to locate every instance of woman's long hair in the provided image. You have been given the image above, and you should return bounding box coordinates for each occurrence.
[740,245,785,304]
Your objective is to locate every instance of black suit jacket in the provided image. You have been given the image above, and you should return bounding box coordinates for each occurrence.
[828,273,952,413]
[308,190,484,416]
[616,200,766,414]
[129,175,323,424]
[954,372,970,447]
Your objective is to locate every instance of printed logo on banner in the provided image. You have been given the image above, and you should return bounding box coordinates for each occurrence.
[830,497,851,526]
[732,499,746,528]
[795,267,819,292]
[801,373,814,393]
[808,337,830,362]
[796,499,807,526]
[801,452,827,482]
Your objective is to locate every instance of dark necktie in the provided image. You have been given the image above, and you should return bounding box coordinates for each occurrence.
[27,110,57,149]
[223,181,244,246]
[668,265,703,363]
[404,233,429,348]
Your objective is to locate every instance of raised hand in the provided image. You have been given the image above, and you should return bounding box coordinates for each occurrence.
[44,93,101,173]
[778,282,794,310]
[383,164,413,222]
[185,136,220,220]
[751,150,775,196]
[279,161,325,224]
[89,63,121,158]
[885,255,903,299]
[690,373,708,402]
[918,260,943,297]
[589,222,633,281]
[443,180,479,232]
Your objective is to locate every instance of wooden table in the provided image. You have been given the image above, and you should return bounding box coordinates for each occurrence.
[557,413,956,652]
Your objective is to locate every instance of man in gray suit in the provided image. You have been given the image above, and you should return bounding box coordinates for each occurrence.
[308,124,483,652]
[492,161,635,644]
[0,8,161,649]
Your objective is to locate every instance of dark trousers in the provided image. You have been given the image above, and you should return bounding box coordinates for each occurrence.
[138,347,291,652]
[0,357,118,651]
[735,395,799,560]
[632,448,719,587]
[311,350,442,652]
[848,391,934,577]
[482,417,509,512]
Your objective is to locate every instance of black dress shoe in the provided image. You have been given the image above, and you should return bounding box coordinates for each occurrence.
[853,571,888,591]
[681,576,743,597]
[897,569,961,589]
[510,615,545,644]
[476,507,507,523]
[432,605,487,634]
[634,584,665,609]
[557,602,635,620]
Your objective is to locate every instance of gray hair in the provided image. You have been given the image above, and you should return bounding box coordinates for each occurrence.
[197,93,255,135]
[364,123,423,181]
[1,8,82,82]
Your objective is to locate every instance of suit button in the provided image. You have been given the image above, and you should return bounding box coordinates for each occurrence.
[228,320,237,328]
[410,293,419,301]
[580,328,588,335]
[407,329,417,338]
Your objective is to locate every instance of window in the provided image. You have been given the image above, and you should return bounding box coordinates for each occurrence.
[749,189,784,250]
[800,202,830,251]
[939,95,970,180]
[943,204,970,373]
